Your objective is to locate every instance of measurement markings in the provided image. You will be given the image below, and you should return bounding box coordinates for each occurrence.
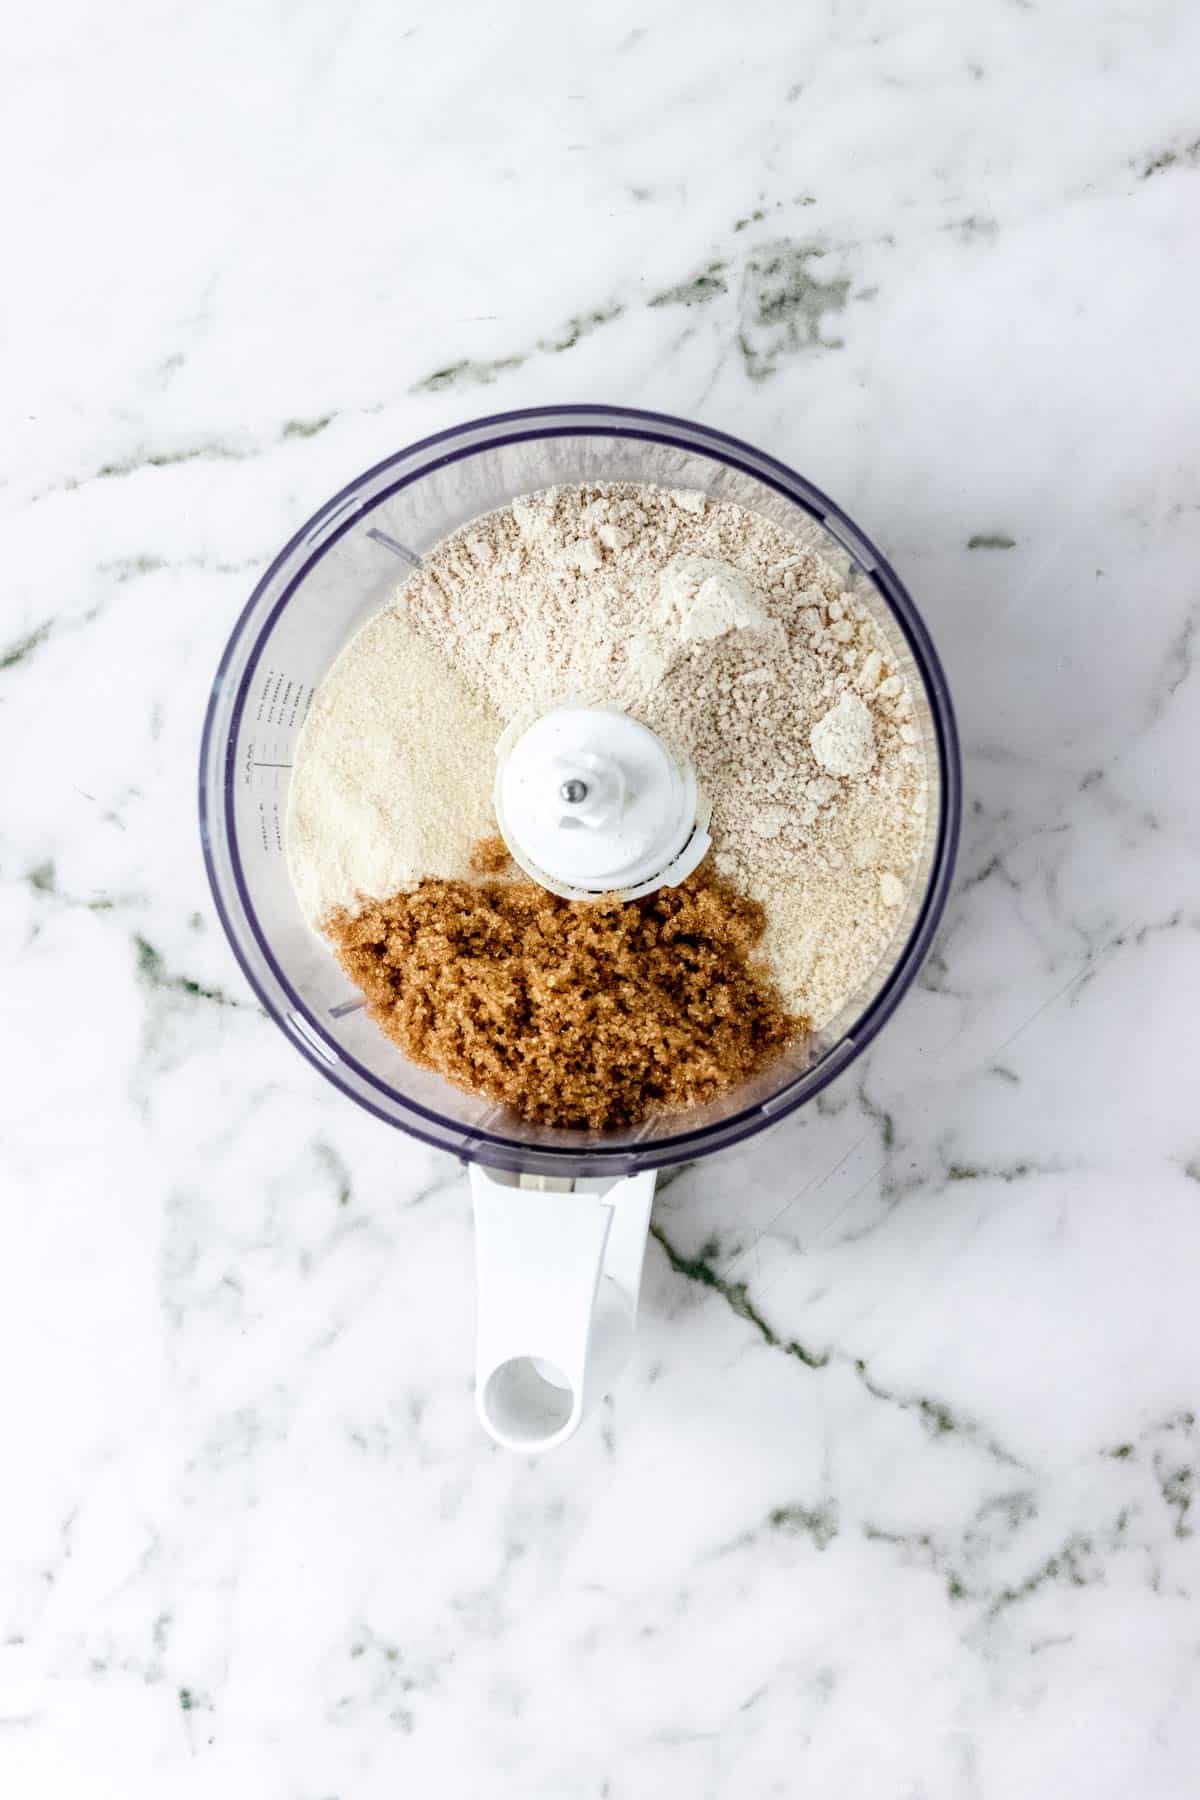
[367,528,422,567]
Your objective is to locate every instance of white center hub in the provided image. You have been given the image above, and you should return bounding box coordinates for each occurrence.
[494,704,712,900]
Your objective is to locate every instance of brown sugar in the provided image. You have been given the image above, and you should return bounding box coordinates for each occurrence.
[323,864,805,1130]
[468,833,513,876]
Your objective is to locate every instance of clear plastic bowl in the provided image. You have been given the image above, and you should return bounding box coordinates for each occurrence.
[199,406,961,1177]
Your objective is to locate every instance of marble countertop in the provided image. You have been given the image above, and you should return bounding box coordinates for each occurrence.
[3,3,1199,1794]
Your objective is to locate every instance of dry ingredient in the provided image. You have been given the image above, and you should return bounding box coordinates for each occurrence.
[324,856,802,1130]
[402,483,927,1026]
[655,555,770,642]
[810,690,876,777]
[288,612,501,925]
[288,479,930,1128]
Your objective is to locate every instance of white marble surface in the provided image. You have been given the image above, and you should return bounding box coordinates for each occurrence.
[3,2,1199,1794]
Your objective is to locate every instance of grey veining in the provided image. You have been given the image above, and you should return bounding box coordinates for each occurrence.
[2,2,1199,1795]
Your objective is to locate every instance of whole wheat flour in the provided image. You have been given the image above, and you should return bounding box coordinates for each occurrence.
[399,483,928,1027]
[287,612,501,925]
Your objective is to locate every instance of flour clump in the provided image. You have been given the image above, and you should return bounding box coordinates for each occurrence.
[810,691,876,777]
[655,555,770,643]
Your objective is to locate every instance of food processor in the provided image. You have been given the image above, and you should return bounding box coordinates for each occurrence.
[199,405,960,1453]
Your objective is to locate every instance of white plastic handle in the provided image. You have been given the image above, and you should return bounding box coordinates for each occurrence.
[469,1166,656,1453]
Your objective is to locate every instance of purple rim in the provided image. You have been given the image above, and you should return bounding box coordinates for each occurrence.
[199,405,961,1173]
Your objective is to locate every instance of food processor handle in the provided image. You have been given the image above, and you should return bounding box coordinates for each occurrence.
[469,1166,657,1453]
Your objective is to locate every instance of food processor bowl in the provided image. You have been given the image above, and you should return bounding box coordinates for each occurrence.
[199,406,960,1451]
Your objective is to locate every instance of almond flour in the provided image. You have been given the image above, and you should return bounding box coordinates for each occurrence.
[287,612,501,926]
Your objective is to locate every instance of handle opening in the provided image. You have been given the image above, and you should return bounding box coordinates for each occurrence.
[480,1356,576,1448]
